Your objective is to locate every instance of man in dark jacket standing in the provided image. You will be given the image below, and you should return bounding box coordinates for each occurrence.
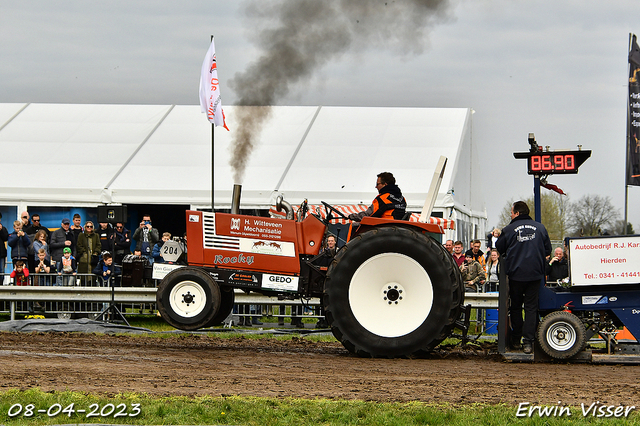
[496,201,551,354]
[50,218,75,265]
[348,172,407,222]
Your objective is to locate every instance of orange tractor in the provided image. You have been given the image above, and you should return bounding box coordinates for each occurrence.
[157,163,464,357]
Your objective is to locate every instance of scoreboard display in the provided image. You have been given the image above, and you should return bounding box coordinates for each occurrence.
[514,150,591,175]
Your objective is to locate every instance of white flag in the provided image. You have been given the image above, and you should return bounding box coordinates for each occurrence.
[199,38,229,130]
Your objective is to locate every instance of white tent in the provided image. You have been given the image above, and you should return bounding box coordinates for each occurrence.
[0,103,486,242]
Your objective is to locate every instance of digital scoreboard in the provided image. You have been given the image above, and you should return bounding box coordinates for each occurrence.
[513,150,591,175]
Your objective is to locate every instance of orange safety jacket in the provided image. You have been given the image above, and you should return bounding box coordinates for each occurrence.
[370,184,407,220]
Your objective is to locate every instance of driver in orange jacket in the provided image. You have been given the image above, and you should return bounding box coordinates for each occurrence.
[348,172,407,222]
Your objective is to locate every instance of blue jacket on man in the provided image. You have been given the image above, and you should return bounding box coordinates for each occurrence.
[496,213,551,281]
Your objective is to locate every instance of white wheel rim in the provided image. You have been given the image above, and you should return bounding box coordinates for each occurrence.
[348,253,433,338]
[169,280,207,318]
[546,321,577,351]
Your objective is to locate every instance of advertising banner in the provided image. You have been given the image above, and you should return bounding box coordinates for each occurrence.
[569,236,640,286]
[627,34,640,186]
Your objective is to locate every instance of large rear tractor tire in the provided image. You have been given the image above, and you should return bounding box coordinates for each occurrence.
[157,267,221,330]
[537,310,587,359]
[324,226,463,358]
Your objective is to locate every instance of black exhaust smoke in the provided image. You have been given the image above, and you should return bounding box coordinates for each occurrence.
[228,0,454,183]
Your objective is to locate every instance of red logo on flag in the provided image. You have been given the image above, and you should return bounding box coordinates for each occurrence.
[210,54,217,73]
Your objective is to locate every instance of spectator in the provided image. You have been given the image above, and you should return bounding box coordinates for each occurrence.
[314,234,338,328]
[132,214,159,263]
[27,213,50,241]
[32,230,50,262]
[70,213,84,246]
[56,247,77,286]
[546,246,569,282]
[10,260,29,286]
[113,222,131,265]
[485,249,501,292]
[460,253,484,292]
[93,252,121,287]
[8,220,31,263]
[50,218,75,267]
[34,248,52,286]
[452,240,465,267]
[77,221,101,275]
[0,212,9,278]
[19,211,31,232]
[486,228,501,250]
[11,259,37,311]
[152,232,172,264]
[465,239,486,272]
[496,200,551,354]
[347,172,407,222]
[96,222,115,254]
[443,239,454,255]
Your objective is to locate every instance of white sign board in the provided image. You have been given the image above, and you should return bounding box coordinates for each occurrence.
[261,274,299,292]
[569,236,640,286]
[152,263,184,280]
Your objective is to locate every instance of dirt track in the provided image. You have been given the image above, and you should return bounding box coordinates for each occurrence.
[1,332,639,406]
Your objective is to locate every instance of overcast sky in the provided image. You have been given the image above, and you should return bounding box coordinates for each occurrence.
[2,0,639,230]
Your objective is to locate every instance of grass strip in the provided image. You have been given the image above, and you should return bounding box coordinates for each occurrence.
[0,389,637,426]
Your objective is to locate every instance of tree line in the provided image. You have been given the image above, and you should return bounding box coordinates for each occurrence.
[498,194,633,240]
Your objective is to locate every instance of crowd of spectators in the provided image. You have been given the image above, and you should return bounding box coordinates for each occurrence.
[442,232,569,294]
[0,211,180,288]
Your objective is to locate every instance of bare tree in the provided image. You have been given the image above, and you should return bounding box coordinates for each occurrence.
[568,195,621,236]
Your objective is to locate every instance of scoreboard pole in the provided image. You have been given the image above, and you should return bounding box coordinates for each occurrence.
[534,176,541,222]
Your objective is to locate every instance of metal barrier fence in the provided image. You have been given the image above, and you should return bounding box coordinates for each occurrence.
[0,272,156,319]
[0,272,499,328]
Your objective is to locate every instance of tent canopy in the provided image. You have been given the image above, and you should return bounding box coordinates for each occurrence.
[0,104,477,217]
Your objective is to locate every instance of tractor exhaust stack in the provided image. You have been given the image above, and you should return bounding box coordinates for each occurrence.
[231,184,242,214]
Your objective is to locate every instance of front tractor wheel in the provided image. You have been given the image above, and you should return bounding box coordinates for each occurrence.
[537,310,587,359]
[324,226,463,358]
[157,267,221,330]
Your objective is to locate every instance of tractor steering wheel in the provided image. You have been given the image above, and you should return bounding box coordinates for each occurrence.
[321,201,349,224]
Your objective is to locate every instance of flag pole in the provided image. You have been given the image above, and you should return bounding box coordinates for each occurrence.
[200,34,229,212]
[211,35,215,213]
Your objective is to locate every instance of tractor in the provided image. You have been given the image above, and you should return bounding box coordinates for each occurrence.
[156,161,465,358]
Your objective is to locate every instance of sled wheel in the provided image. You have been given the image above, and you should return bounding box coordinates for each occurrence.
[537,310,587,359]
[324,226,463,358]
[205,287,235,327]
[157,267,221,330]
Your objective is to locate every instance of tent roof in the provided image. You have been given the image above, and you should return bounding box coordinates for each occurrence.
[0,103,473,211]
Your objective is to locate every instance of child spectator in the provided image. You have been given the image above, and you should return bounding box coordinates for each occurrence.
[92,252,121,287]
[57,247,77,286]
[35,248,52,286]
[152,232,172,264]
[10,260,29,286]
[32,229,50,262]
[8,220,31,263]
[11,259,40,312]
